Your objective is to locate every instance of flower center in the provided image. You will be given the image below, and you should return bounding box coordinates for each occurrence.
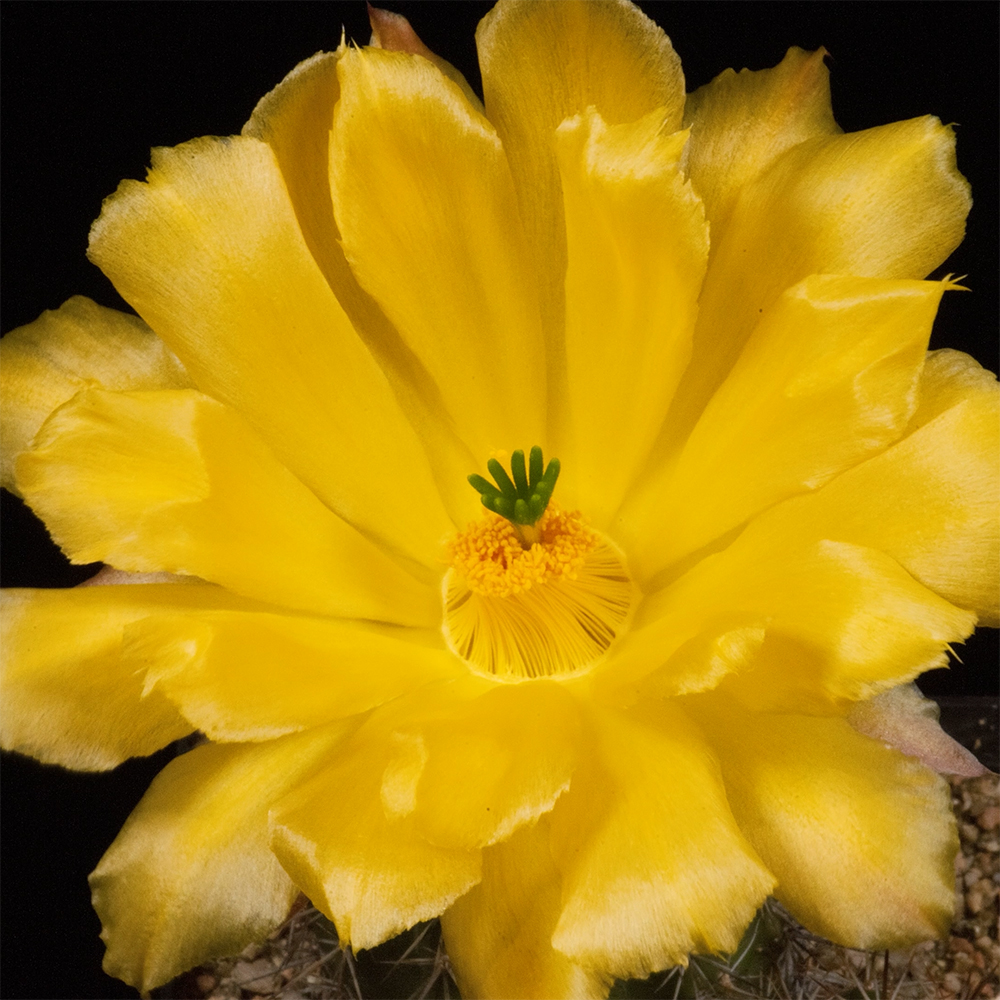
[443,450,635,680]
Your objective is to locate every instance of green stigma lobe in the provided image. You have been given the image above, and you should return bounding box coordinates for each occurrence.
[468,446,560,526]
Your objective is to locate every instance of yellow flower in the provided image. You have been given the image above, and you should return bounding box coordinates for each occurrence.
[1,2,997,998]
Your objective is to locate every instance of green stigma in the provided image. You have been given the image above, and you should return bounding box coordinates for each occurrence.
[468,446,561,529]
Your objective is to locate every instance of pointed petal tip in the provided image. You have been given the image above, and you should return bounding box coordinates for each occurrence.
[848,685,992,779]
[367,4,434,59]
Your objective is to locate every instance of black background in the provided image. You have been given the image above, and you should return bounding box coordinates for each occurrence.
[2,3,997,998]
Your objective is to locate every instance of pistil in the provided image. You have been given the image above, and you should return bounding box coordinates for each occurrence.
[467,446,560,549]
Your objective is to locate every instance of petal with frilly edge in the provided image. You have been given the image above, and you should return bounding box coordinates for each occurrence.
[90,723,355,994]
[400,681,582,850]
[367,4,483,110]
[710,356,999,627]
[87,134,450,571]
[848,684,988,778]
[620,275,952,575]
[244,47,482,531]
[609,537,974,712]
[242,50,344,297]
[549,701,774,981]
[666,115,970,450]
[16,389,438,626]
[242,48,482,530]
[442,818,610,1000]
[270,681,487,951]
[683,47,840,237]
[330,46,546,462]
[555,107,707,525]
[687,695,958,949]
[632,623,767,702]
[131,611,462,743]
[0,583,265,771]
[477,0,684,339]
[909,346,1000,429]
[0,296,189,493]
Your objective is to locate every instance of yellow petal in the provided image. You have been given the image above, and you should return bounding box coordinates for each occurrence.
[668,115,970,448]
[0,296,189,493]
[242,50,345,298]
[87,133,450,570]
[683,47,839,237]
[0,583,257,771]
[909,346,1000,429]
[330,46,546,459]
[91,724,354,993]
[16,389,438,626]
[406,681,582,850]
[724,356,999,626]
[442,817,610,1000]
[617,537,974,712]
[549,701,773,981]
[270,684,484,951]
[633,623,766,701]
[730,117,969,279]
[555,108,708,524]
[130,610,462,742]
[476,0,684,336]
[367,5,484,111]
[244,49,481,530]
[688,695,958,949]
[621,275,951,574]
[848,683,988,778]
